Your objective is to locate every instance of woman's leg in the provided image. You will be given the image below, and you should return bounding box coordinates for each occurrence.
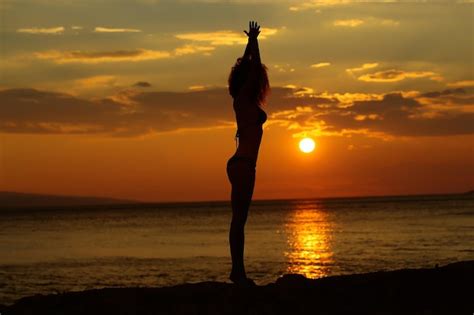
[227,159,255,281]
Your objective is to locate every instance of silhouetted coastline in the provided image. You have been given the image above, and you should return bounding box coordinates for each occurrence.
[2,260,472,315]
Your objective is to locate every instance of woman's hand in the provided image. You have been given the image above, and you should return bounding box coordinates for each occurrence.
[244,21,260,39]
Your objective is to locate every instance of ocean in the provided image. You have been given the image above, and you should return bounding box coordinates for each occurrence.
[1,194,473,305]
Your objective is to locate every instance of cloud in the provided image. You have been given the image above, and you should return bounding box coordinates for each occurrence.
[34,49,171,64]
[0,88,234,136]
[310,62,331,68]
[94,27,142,33]
[317,91,384,105]
[175,31,247,46]
[333,19,365,27]
[0,86,326,136]
[75,75,118,87]
[17,26,64,34]
[174,28,279,46]
[333,18,399,28]
[358,69,440,83]
[27,26,280,65]
[346,63,379,74]
[289,0,353,11]
[174,44,215,56]
[133,81,152,88]
[32,44,216,65]
[31,27,279,65]
[379,19,400,27]
[289,0,465,11]
[0,88,120,135]
[188,85,211,91]
[447,80,474,88]
[274,64,295,73]
[419,88,466,98]
[271,86,474,138]
[1,86,472,138]
[416,88,474,111]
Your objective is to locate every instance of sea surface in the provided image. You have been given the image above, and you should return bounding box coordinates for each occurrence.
[1,194,473,305]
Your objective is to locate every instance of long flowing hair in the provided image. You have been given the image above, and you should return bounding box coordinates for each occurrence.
[228,58,270,105]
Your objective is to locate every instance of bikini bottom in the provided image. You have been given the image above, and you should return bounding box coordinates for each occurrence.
[226,155,256,185]
[227,155,256,169]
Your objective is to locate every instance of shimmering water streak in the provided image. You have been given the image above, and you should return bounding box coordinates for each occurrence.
[284,203,333,278]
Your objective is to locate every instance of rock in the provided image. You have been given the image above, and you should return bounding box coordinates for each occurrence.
[3,261,474,315]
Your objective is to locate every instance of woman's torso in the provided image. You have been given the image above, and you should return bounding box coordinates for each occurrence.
[232,97,267,160]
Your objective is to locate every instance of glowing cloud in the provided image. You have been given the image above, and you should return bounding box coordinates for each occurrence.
[311,62,331,68]
[94,27,142,33]
[1,87,473,138]
[447,80,474,88]
[347,63,379,73]
[358,70,440,83]
[274,64,295,73]
[176,31,247,46]
[175,28,279,46]
[188,85,211,91]
[289,0,444,11]
[334,17,399,28]
[75,75,118,88]
[17,26,65,34]
[290,0,353,11]
[333,19,365,27]
[174,44,215,56]
[35,49,171,64]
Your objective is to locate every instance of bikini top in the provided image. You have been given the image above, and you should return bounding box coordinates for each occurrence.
[235,106,267,146]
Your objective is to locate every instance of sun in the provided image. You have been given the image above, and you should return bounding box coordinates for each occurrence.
[299,137,316,153]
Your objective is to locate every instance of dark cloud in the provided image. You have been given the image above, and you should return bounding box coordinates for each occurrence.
[0,87,473,138]
[357,69,438,82]
[133,81,152,88]
[0,88,236,136]
[331,93,474,136]
[419,88,465,98]
[267,87,336,111]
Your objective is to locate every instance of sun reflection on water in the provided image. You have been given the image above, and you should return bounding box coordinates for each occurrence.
[284,203,334,278]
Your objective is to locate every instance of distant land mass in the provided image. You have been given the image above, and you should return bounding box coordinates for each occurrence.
[0,191,140,209]
[1,190,472,210]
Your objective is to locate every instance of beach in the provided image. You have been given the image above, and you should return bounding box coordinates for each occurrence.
[2,260,473,314]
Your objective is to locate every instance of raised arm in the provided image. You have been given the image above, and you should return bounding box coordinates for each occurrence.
[243,21,261,64]
[234,21,263,102]
[242,38,252,61]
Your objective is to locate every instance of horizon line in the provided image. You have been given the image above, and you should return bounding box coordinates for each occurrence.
[1,189,472,207]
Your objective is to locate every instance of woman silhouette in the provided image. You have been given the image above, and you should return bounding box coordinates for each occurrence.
[226,21,269,286]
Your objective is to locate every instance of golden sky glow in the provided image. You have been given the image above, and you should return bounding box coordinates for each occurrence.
[0,1,473,202]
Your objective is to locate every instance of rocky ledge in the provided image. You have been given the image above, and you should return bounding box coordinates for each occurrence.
[2,261,473,315]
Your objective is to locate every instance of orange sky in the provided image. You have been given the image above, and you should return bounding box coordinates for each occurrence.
[0,1,473,202]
